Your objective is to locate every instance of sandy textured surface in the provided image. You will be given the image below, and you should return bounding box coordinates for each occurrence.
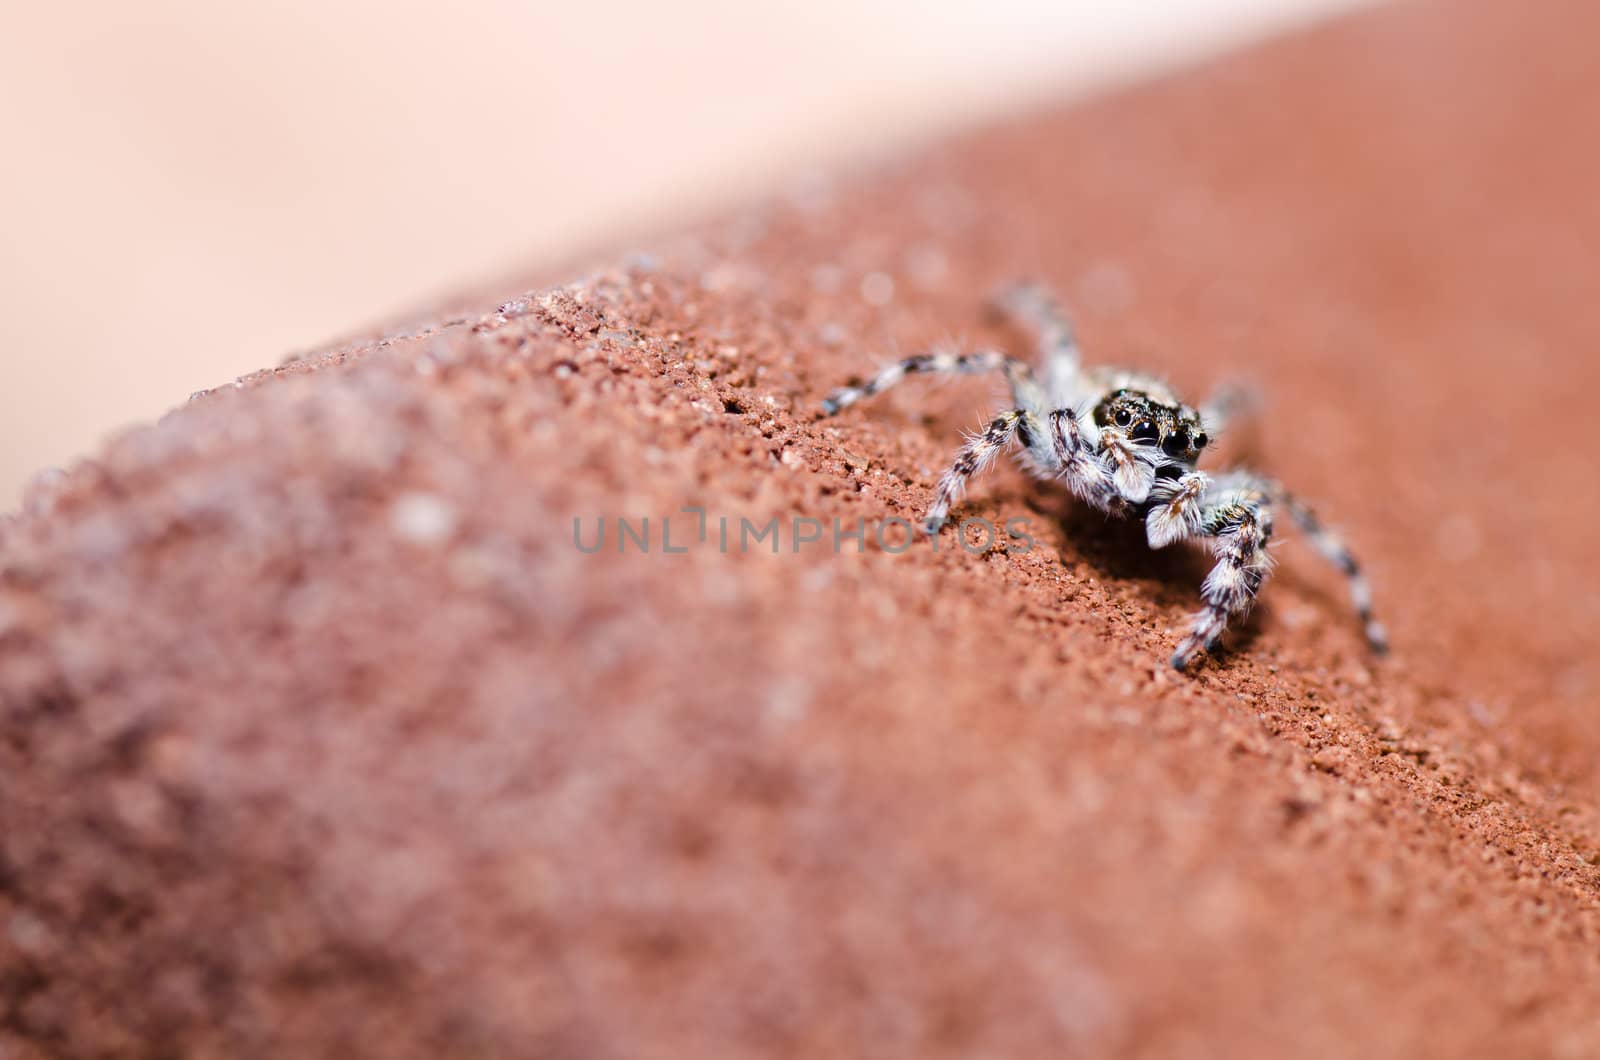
[3,1,1600,1056]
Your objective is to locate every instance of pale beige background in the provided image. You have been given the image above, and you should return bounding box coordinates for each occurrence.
[0,0,1361,505]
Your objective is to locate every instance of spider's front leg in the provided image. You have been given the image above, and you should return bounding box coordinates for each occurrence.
[924,403,1126,534]
[923,408,1056,533]
[1047,408,1121,512]
[1171,478,1276,670]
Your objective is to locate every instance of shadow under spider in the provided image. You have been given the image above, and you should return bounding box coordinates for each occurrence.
[983,484,1271,663]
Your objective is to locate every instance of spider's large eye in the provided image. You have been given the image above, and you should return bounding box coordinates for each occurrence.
[1131,420,1159,442]
[1162,429,1191,456]
[1112,408,1132,427]
[1192,432,1208,450]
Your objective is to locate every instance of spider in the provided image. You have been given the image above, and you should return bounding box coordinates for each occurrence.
[820,282,1387,670]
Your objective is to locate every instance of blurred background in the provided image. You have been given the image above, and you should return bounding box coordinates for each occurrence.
[0,0,1363,506]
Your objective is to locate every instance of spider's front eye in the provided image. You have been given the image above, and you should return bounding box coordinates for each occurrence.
[1112,409,1132,427]
[1131,420,1159,442]
[1162,429,1190,456]
[1193,432,1208,450]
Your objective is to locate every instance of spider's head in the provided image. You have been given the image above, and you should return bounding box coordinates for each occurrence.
[1094,389,1209,464]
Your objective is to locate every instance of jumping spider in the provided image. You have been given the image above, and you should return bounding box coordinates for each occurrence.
[820,283,1387,670]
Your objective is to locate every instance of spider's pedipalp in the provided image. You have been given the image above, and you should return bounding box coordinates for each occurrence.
[1098,431,1155,505]
[1145,470,1210,548]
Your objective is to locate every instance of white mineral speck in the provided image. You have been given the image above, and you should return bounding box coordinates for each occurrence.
[7,912,52,955]
[391,492,458,546]
[860,271,895,306]
[766,678,812,725]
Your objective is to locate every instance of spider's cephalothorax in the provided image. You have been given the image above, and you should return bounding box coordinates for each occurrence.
[819,283,1387,670]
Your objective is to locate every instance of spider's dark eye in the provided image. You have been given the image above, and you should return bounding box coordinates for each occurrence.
[1131,420,1159,442]
[1193,432,1208,450]
[1112,408,1132,427]
[1162,429,1190,456]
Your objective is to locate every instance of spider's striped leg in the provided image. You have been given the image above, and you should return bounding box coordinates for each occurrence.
[1280,494,1389,654]
[991,282,1081,397]
[820,349,1041,416]
[1047,408,1119,512]
[1172,478,1276,670]
[924,409,1053,534]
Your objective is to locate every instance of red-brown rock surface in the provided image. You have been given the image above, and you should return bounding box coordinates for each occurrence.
[4,1,1600,1056]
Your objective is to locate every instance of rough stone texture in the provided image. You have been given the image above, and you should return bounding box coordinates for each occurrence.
[4,1,1600,1056]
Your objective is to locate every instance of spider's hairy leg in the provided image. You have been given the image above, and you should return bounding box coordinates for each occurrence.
[820,349,1041,416]
[1047,408,1119,511]
[1172,480,1276,670]
[990,282,1081,397]
[1280,494,1389,655]
[924,408,1051,534]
